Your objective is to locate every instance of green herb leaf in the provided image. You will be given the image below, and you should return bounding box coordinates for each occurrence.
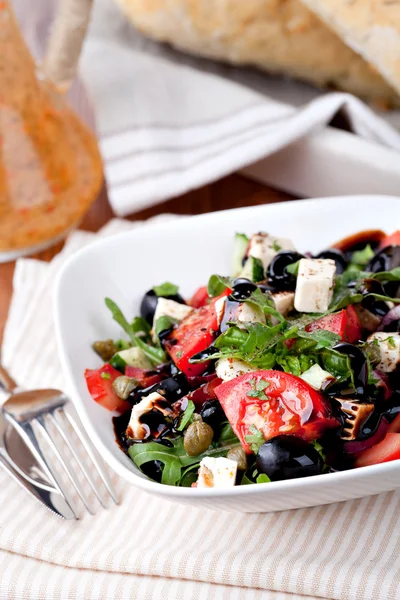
[100,372,111,380]
[245,426,265,454]
[244,287,285,322]
[272,240,282,252]
[105,298,166,365]
[153,282,179,297]
[207,274,233,297]
[311,440,327,463]
[372,266,400,282]
[349,244,374,267]
[176,400,196,432]
[256,473,271,484]
[129,435,241,486]
[246,377,270,400]
[296,329,341,350]
[286,260,300,276]
[131,317,151,336]
[155,315,177,336]
[218,422,240,444]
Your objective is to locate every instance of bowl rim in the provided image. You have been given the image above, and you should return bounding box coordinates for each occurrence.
[54,194,400,498]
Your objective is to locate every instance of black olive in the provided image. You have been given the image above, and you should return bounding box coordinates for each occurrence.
[359,279,390,317]
[140,460,163,482]
[332,342,368,396]
[158,326,175,344]
[190,346,219,362]
[231,278,257,301]
[199,399,226,432]
[129,373,190,405]
[367,245,400,274]
[257,282,275,294]
[140,289,186,324]
[266,251,305,291]
[256,436,323,481]
[315,249,347,274]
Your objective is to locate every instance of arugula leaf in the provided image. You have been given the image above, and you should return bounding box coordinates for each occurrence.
[105,298,166,365]
[153,282,179,297]
[176,400,195,432]
[207,274,233,297]
[245,426,265,454]
[311,440,327,463]
[218,422,240,444]
[129,435,241,486]
[256,473,271,484]
[372,267,400,282]
[349,245,374,267]
[244,288,285,322]
[286,260,300,276]
[155,315,177,336]
[131,317,151,336]
[295,329,341,350]
[320,350,352,381]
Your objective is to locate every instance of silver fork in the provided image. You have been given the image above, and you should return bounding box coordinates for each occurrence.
[0,366,118,519]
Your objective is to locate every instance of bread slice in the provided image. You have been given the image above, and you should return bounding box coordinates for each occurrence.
[300,0,400,97]
[115,0,398,104]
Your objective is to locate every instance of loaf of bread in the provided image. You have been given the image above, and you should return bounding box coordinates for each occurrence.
[300,0,400,97]
[114,0,398,105]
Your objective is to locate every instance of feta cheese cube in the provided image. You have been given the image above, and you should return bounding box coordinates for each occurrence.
[367,332,400,373]
[294,258,336,313]
[248,233,295,271]
[126,392,173,439]
[216,357,255,382]
[152,298,193,341]
[236,302,266,325]
[196,457,237,488]
[272,291,295,317]
[300,364,335,390]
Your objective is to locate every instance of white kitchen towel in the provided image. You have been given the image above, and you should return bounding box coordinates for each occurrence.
[2,217,400,600]
[13,0,400,216]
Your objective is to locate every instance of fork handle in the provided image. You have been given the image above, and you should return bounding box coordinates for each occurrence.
[0,365,17,394]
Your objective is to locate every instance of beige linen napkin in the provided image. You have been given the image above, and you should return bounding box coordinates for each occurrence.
[1,218,400,600]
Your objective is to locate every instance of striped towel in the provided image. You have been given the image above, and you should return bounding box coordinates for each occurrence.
[13,0,400,216]
[1,217,400,600]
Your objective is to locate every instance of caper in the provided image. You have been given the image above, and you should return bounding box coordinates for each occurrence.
[183,422,214,456]
[112,376,138,400]
[226,447,247,471]
[92,339,118,362]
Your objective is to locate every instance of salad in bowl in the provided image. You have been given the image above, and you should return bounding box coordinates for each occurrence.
[84,227,400,490]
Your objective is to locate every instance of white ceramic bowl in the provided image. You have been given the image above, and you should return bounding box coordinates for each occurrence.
[55,195,400,512]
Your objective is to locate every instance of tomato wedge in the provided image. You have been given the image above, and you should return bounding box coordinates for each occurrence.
[354,433,400,468]
[379,230,400,250]
[84,363,130,412]
[164,292,229,377]
[306,305,362,343]
[125,366,164,388]
[189,286,210,308]
[214,370,339,453]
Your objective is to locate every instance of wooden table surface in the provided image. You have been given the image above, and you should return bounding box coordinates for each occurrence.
[0,175,293,343]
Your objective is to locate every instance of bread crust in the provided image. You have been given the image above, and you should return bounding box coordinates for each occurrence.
[300,0,400,96]
[115,0,398,104]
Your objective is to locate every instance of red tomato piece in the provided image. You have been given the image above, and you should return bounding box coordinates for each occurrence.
[354,433,400,468]
[306,305,362,343]
[84,363,130,412]
[189,286,210,308]
[379,230,400,250]
[164,293,229,377]
[214,370,338,453]
[125,366,164,388]
[188,377,223,408]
